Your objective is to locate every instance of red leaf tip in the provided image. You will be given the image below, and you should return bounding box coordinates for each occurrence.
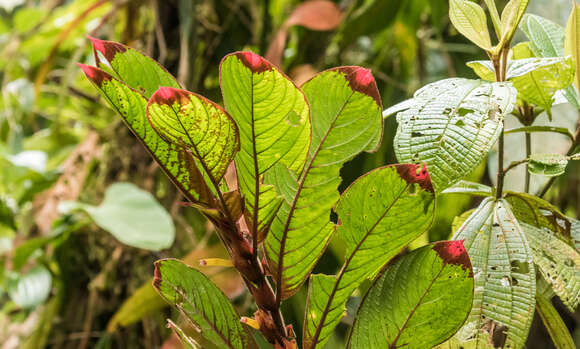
[395,163,434,193]
[433,240,473,276]
[150,87,191,105]
[333,66,381,107]
[235,51,273,73]
[88,35,127,63]
[77,63,111,86]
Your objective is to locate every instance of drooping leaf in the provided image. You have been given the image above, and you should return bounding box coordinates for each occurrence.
[392,78,517,192]
[449,0,492,50]
[441,180,493,197]
[536,293,577,349]
[265,67,383,299]
[78,64,212,205]
[499,0,529,47]
[348,241,474,349]
[521,223,580,311]
[7,265,52,308]
[219,52,311,241]
[566,1,580,91]
[63,182,175,251]
[147,87,239,183]
[527,153,568,177]
[153,259,256,349]
[520,14,580,108]
[448,198,535,348]
[303,164,435,349]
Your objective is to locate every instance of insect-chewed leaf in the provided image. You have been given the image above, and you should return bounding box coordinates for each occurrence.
[265,66,383,299]
[392,78,516,192]
[447,198,535,348]
[527,153,568,177]
[88,36,180,98]
[448,0,492,50]
[219,52,311,241]
[153,259,257,349]
[147,87,239,183]
[303,164,435,349]
[348,241,474,349]
[520,14,580,108]
[78,64,212,205]
[521,223,580,311]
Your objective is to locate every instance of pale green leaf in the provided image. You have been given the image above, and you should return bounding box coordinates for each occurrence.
[220,52,311,241]
[449,0,492,50]
[449,198,536,348]
[499,0,529,47]
[441,180,493,197]
[466,61,495,81]
[303,165,435,349]
[521,223,580,311]
[265,67,383,299]
[505,125,575,140]
[7,265,52,308]
[153,259,256,349]
[565,1,580,91]
[348,241,474,349]
[147,87,239,183]
[528,153,568,177]
[536,293,576,349]
[67,183,175,251]
[393,78,517,192]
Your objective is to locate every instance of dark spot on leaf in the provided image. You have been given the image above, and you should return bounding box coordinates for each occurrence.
[457,108,473,116]
[510,260,529,274]
[411,131,423,137]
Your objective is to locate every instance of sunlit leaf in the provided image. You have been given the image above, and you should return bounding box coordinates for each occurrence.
[220,52,311,241]
[504,125,575,140]
[265,67,382,299]
[449,198,535,348]
[348,241,474,349]
[499,0,529,47]
[449,0,492,50]
[566,1,580,91]
[392,78,517,192]
[527,153,568,177]
[303,164,435,349]
[441,180,493,197]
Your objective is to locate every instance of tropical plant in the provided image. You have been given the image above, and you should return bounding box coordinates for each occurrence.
[80,36,476,348]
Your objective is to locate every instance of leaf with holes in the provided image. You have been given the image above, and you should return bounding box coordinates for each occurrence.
[391,78,516,192]
[219,52,311,241]
[303,164,435,349]
[348,241,474,349]
[153,259,256,349]
[147,87,239,184]
[79,47,212,206]
[264,67,382,300]
[448,198,535,348]
[521,223,580,311]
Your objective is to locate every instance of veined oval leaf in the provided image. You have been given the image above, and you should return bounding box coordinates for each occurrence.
[147,87,239,183]
[449,198,536,348]
[303,164,435,349]
[520,14,580,108]
[566,1,580,91]
[499,0,529,47]
[521,223,580,311]
[265,66,383,299]
[393,78,517,192]
[78,64,212,205]
[449,0,492,50]
[527,153,568,177]
[219,52,311,241]
[153,259,256,349]
[88,37,180,98]
[348,241,474,349]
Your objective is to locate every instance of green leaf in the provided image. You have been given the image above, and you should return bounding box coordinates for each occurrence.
[265,67,383,299]
[303,164,435,349]
[219,52,311,241]
[449,198,536,348]
[147,87,239,183]
[536,293,576,349]
[449,0,492,50]
[566,1,580,91]
[441,180,493,197]
[348,241,474,349]
[153,259,256,349]
[466,60,496,81]
[521,223,580,311]
[520,14,580,108]
[505,126,575,140]
[393,78,517,192]
[88,37,180,98]
[527,153,568,177]
[7,265,52,308]
[167,319,201,349]
[65,183,175,251]
[78,64,212,205]
[499,0,529,47]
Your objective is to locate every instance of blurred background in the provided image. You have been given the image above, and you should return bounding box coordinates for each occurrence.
[0,0,578,348]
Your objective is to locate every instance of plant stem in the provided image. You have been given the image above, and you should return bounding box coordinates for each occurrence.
[491,47,510,199]
[525,132,531,193]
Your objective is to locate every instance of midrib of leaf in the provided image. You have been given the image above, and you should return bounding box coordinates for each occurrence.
[249,74,261,251]
[308,183,410,348]
[390,266,445,347]
[275,90,355,305]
